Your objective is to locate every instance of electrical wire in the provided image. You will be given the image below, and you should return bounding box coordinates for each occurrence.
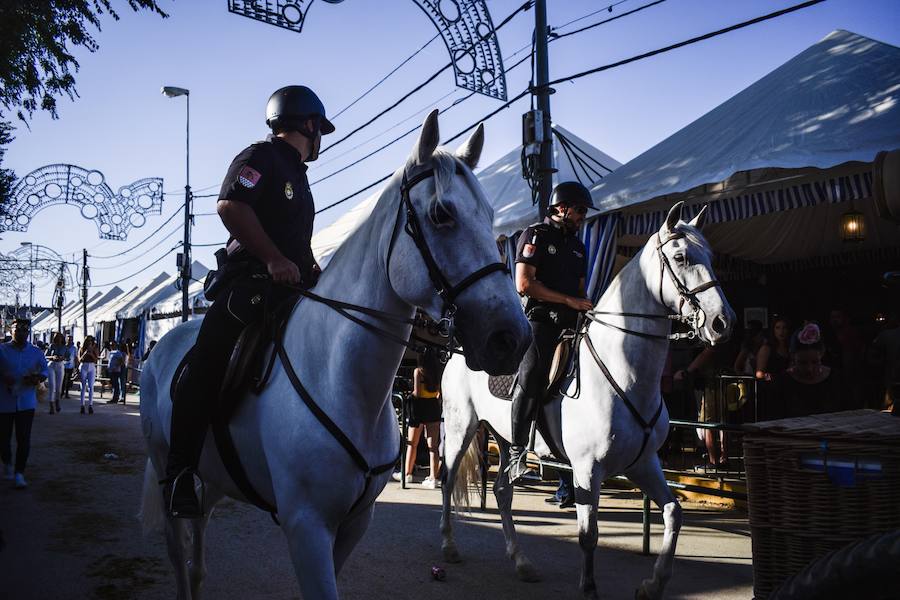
[551,0,667,41]
[89,243,181,287]
[553,0,634,31]
[320,0,534,155]
[546,0,828,88]
[89,202,184,259]
[88,225,183,270]
[331,33,442,120]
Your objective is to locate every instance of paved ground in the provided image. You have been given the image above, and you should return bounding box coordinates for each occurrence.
[2,395,753,599]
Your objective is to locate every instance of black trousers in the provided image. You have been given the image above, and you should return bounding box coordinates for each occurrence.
[511,319,565,446]
[63,368,74,396]
[0,409,35,473]
[166,276,296,478]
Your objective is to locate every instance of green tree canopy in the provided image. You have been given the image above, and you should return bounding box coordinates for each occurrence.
[0,1,168,201]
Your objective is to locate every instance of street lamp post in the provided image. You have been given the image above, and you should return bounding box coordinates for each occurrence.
[20,241,34,314]
[162,86,192,323]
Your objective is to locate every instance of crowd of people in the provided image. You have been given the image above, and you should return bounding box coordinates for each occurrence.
[662,308,900,468]
[1,319,157,489]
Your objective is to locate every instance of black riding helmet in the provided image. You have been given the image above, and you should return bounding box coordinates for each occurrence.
[549,181,595,210]
[265,85,335,136]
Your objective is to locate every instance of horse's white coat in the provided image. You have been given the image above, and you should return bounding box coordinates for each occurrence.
[440,203,735,599]
[139,111,532,600]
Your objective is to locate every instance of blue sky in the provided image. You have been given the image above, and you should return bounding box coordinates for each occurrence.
[6,0,899,306]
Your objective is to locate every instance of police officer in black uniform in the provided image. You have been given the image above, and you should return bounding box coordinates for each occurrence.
[164,85,335,517]
[507,181,595,484]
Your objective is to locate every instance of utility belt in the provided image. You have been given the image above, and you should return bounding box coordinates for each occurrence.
[203,248,268,302]
[525,302,578,329]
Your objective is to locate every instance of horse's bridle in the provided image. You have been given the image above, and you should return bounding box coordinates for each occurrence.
[586,230,721,342]
[386,163,508,346]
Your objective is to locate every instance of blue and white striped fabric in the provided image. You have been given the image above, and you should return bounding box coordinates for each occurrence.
[582,213,620,304]
[620,171,873,236]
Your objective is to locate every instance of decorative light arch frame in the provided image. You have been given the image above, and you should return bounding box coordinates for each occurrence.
[1,164,164,240]
[227,0,507,100]
[0,244,76,302]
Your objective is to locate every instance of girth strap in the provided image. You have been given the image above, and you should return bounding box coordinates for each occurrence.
[276,341,397,479]
[582,333,663,471]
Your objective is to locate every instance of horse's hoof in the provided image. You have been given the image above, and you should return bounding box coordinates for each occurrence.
[442,544,462,563]
[515,560,541,583]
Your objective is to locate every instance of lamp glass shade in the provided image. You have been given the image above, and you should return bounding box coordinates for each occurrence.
[840,209,866,242]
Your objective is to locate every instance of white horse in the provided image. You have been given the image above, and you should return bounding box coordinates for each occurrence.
[439,202,736,599]
[139,110,532,600]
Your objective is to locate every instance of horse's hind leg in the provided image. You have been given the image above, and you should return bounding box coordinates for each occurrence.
[493,436,539,583]
[439,409,478,563]
[627,455,682,600]
[188,488,222,600]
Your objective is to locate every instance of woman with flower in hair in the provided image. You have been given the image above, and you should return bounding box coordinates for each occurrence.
[769,323,847,419]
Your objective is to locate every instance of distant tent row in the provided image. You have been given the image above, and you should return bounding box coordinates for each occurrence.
[31,261,210,360]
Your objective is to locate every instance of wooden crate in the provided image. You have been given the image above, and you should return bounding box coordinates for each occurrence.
[743,410,900,599]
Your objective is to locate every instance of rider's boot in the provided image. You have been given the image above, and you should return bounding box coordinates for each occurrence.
[507,444,530,484]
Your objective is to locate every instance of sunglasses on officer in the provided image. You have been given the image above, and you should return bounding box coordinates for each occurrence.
[555,204,588,216]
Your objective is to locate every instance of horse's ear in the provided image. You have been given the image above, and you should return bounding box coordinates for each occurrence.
[415,109,440,165]
[663,201,684,233]
[455,123,484,169]
[687,205,708,230]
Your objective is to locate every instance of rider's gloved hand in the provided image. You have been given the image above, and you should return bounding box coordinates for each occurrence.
[565,296,593,312]
[267,255,302,284]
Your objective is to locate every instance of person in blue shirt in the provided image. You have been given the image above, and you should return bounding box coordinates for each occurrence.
[0,319,49,489]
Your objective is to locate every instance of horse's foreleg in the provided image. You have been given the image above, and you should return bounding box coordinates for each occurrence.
[439,411,478,563]
[164,516,194,600]
[627,456,682,600]
[574,467,602,600]
[333,501,375,574]
[494,437,539,583]
[283,512,338,600]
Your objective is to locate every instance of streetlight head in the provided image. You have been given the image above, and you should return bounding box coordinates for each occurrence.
[161,86,189,98]
[20,241,32,246]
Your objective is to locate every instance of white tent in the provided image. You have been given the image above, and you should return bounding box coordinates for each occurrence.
[590,30,900,265]
[311,125,621,266]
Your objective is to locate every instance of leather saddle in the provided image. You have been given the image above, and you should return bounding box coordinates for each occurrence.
[487,334,575,401]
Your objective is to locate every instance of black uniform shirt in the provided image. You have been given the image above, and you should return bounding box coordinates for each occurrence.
[218,135,316,280]
[515,218,587,326]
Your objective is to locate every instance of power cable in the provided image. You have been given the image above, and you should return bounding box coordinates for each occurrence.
[546,0,828,88]
[332,33,442,120]
[88,225,183,270]
[551,0,667,41]
[89,243,181,287]
[553,0,634,31]
[89,202,185,259]
[320,0,534,155]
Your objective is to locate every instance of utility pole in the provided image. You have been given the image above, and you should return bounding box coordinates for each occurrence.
[55,261,66,334]
[533,0,555,220]
[82,249,89,336]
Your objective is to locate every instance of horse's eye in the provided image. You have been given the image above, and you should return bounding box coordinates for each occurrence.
[429,200,455,227]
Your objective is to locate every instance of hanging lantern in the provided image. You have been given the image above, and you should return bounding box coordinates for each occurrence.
[840,209,866,242]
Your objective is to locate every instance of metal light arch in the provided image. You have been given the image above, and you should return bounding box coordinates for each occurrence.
[227,0,507,100]
[2,164,164,240]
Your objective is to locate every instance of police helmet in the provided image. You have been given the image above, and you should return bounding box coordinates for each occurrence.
[549,181,594,209]
[266,85,335,135]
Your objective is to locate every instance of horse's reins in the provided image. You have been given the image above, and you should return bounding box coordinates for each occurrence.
[268,162,507,515]
[569,230,721,470]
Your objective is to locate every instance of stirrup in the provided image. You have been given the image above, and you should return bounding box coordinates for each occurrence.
[160,468,206,519]
[506,446,529,483]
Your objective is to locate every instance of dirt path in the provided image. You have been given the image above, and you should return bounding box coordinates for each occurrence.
[1,396,753,599]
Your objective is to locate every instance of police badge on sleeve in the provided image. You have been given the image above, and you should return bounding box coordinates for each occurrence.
[238,166,261,189]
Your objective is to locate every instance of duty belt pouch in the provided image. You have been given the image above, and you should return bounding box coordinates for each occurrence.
[203,248,230,302]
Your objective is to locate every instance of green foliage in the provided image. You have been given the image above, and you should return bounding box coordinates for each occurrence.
[0,1,168,202]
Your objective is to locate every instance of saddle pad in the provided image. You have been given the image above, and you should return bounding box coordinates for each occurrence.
[488,374,516,400]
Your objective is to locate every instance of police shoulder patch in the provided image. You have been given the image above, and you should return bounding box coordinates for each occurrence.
[238,166,262,189]
[522,244,536,258]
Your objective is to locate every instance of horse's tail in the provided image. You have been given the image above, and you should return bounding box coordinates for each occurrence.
[451,431,484,514]
[139,457,165,535]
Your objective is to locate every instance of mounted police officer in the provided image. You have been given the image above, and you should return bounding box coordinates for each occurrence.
[507,181,594,484]
[164,85,335,518]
